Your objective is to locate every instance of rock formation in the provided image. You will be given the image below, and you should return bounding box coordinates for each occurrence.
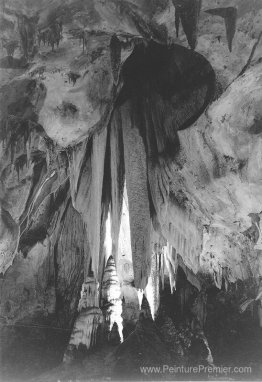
[1,0,262,380]
[101,255,123,343]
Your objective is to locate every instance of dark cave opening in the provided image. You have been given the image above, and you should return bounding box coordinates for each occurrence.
[114,40,216,180]
[117,40,215,131]
[154,268,262,380]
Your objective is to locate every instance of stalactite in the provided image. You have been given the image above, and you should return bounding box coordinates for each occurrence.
[101,256,123,342]
[177,254,201,291]
[110,109,125,266]
[164,243,178,293]
[104,212,112,263]
[137,289,144,310]
[64,127,108,360]
[26,171,57,224]
[120,100,151,290]
[160,250,165,290]
[87,128,108,280]
[175,7,180,38]
[64,277,103,361]
[172,0,202,49]
[110,34,122,85]
[117,186,132,267]
[205,7,237,52]
[67,140,88,207]
[155,202,203,279]
[99,157,111,283]
[145,250,160,319]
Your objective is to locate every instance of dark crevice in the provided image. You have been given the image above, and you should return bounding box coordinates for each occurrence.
[117,41,215,132]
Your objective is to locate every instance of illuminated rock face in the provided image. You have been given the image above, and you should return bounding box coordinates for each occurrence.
[64,277,103,361]
[1,0,262,376]
[101,256,123,342]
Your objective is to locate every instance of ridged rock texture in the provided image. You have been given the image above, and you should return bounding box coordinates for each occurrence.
[101,255,123,343]
[1,0,262,379]
[64,277,103,361]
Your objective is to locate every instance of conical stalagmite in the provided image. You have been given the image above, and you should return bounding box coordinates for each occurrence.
[101,255,123,342]
[139,294,153,320]
[120,100,151,290]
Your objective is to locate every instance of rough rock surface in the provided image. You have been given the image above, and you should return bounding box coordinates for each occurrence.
[1,0,262,380]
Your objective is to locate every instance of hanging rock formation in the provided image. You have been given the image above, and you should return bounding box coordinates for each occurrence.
[1,0,262,379]
[172,0,202,49]
[120,100,152,291]
[205,7,237,52]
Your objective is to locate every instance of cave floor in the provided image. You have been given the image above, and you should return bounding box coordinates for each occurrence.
[1,320,262,382]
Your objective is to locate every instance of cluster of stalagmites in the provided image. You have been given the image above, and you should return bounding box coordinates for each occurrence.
[64,256,124,361]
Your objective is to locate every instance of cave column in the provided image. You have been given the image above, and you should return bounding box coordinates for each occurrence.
[64,126,108,361]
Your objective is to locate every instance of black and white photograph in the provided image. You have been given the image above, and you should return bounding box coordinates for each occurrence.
[0,1,262,381]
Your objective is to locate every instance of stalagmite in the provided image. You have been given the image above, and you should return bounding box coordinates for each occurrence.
[101,256,123,342]
[140,294,153,320]
[110,110,125,266]
[120,100,151,290]
[64,277,103,362]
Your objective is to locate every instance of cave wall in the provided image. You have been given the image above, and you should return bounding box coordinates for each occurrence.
[1,0,262,378]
